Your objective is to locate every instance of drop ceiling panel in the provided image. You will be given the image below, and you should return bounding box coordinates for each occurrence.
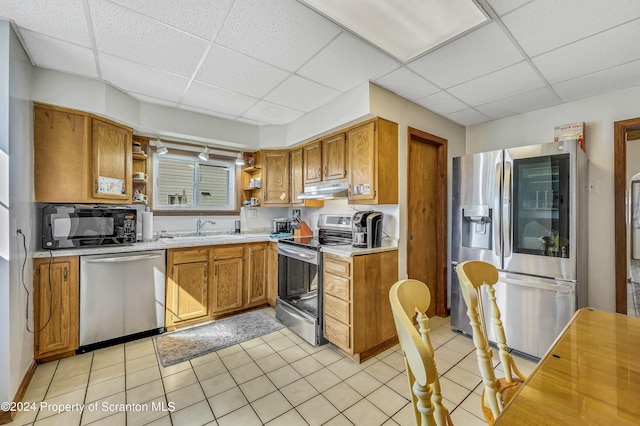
[446,108,490,126]
[195,45,289,98]
[0,0,91,46]
[100,53,190,103]
[476,87,560,119]
[486,0,530,16]
[298,33,399,92]
[181,81,258,117]
[408,22,524,88]
[416,91,468,116]
[214,0,341,72]
[264,75,341,113]
[533,19,640,84]
[448,61,546,106]
[21,30,97,78]
[502,0,640,56]
[241,100,305,125]
[374,67,439,101]
[89,0,208,77]
[108,0,232,40]
[552,59,640,102]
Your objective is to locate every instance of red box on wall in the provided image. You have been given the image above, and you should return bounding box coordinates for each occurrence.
[554,122,585,151]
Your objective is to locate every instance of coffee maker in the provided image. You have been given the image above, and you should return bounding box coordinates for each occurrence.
[352,211,383,248]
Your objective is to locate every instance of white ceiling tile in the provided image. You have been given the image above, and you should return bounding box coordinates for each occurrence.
[100,53,190,103]
[446,108,490,126]
[486,0,530,16]
[108,0,232,40]
[241,100,305,125]
[374,67,439,101]
[129,92,178,107]
[181,81,258,117]
[215,0,341,72]
[416,91,468,115]
[408,22,523,88]
[533,19,640,84]
[448,62,546,106]
[195,45,289,98]
[298,33,399,92]
[89,0,208,77]
[264,75,341,113]
[0,0,91,46]
[502,0,640,56]
[476,87,560,119]
[552,59,640,103]
[178,104,237,121]
[20,29,97,78]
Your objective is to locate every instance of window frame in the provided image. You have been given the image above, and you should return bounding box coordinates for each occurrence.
[151,148,241,215]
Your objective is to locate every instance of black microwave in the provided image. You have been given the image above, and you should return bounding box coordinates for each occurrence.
[41,204,137,250]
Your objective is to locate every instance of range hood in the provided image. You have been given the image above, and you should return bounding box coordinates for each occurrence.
[298,182,349,200]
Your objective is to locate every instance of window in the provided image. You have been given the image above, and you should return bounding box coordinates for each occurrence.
[152,152,238,213]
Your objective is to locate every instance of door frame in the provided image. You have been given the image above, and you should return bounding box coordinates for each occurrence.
[406,127,448,317]
[614,117,640,313]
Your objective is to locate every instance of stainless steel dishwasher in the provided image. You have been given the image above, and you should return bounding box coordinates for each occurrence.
[79,250,166,349]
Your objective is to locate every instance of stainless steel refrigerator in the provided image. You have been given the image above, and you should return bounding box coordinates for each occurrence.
[451,139,588,358]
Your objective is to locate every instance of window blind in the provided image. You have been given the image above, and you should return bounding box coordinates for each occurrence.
[157,158,194,205]
[199,164,229,206]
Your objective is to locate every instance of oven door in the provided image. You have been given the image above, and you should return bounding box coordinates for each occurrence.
[277,244,319,298]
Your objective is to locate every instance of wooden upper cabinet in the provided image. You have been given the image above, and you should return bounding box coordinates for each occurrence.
[290,148,304,206]
[34,256,79,360]
[323,133,346,181]
[304,141,322,185]
[92,118,132,200]
[34,103,133,204]
[347,119,398,205]
[262,150,290,205]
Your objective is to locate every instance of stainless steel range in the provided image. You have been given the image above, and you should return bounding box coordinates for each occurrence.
[275,214,352,346]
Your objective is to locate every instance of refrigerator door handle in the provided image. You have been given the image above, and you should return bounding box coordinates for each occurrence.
[494,162,502,257]
[503,160,512,257]
[502,276,574,293]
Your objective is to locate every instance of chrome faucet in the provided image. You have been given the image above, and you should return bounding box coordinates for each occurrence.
[196,218,216,235]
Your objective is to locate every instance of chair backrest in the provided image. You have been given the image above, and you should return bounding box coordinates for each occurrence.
[389,279,453,426]
[455,261,526,423]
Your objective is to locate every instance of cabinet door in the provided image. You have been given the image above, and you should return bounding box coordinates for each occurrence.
[92,118,132,200]
[323,133,346,181]
[247,243,268,304]
[347,122,376,202]
[34,257,79,359]
[303,141,322,185]
[267,243,278,306]
[167,261,209,324]
[263,150,290,205]
[290,148,304,205]
[212,257,244,313]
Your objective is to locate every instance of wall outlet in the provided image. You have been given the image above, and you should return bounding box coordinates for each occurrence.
[587,181,598,193]
[248,208,257,218]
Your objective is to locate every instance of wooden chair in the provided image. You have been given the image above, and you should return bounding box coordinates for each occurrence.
[455,260,526,425]
[389,279,453,426]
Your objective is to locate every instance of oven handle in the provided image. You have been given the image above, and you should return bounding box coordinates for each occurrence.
[277,245,319,263]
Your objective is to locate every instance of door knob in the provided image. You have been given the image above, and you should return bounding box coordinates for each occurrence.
[409,235,414,241]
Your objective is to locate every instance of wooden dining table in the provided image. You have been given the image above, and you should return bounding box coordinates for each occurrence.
[494,307,640,425]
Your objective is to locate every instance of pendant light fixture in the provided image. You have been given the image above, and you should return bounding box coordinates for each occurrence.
[198,146,210,162]
[235,152,245,166]
[154,139,168,155]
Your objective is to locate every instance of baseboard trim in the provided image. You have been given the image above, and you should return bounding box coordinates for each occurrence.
[0,361,38,425]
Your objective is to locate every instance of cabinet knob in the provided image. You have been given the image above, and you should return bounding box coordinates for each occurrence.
[63,267,68,281]
[324,166,327,177]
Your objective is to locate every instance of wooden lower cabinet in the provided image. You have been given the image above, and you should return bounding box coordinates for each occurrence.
[323,251,399,362]
[34,256,79,360]
[166,249,210,327]
[246,243,268,306]
[212,247,244,314]
[267,242,278,306]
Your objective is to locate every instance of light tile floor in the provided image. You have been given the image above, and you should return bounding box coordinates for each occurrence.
[13,309,538,426]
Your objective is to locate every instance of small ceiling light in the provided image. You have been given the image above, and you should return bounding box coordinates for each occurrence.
[155,139,168,155]
[198,147,210,162]
[235,152,245,166]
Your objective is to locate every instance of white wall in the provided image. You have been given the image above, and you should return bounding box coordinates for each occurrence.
[467,85,640,312]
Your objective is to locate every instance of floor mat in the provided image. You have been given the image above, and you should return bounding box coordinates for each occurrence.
[155,310,284,367]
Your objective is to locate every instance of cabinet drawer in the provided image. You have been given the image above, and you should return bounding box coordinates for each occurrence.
[324,294,350,325]
[213,246,244,260]
[171,249,209,264]
[324,315,350,350]
[324,273,350,301]
[324,256,350,277]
